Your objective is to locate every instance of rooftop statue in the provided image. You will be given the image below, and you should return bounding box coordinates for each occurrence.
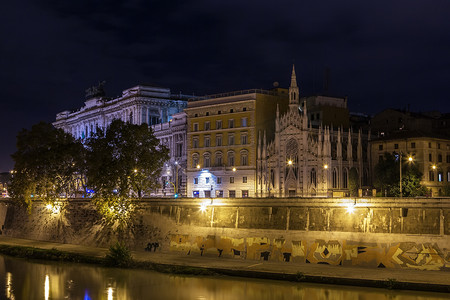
[85,81,106,99]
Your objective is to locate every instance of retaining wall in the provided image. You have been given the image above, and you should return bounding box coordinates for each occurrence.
[0,197,449,270]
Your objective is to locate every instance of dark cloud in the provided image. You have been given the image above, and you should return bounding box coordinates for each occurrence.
[1,0,450,171]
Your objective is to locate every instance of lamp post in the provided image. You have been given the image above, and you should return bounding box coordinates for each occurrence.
[399,154,413,198]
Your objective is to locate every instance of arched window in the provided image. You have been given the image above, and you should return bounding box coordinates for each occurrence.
[215,152,223,167]
[310,168,316,186]
[227,151,235,167]
[332,168,338,188]
[343,168,348,189]
[203,153,211,168]
[192,154,199,168]
[240,150,248,166]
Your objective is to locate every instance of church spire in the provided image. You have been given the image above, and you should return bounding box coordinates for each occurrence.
[289,64,299,109]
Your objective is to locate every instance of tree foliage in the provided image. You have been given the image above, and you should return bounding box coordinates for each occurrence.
[9,122,86,210]
[373,152,428,197]
[85,120,169,226]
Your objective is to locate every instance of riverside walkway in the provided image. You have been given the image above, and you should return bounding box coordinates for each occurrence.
[0,236,448,293]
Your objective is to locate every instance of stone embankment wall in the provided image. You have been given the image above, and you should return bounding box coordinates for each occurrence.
[0,197,449,271]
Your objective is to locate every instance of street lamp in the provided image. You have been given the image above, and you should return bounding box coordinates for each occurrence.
[399,154,413,198]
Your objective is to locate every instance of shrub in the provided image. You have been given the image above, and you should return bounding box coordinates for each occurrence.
[104,242,133,267]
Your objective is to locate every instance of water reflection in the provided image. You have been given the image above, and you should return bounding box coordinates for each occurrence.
[0,255,447,300]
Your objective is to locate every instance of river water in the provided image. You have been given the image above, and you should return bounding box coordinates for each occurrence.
[0,255,447,300]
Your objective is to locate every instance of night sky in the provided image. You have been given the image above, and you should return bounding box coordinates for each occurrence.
[1,0,450,172]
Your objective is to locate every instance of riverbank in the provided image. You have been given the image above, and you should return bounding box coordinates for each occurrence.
[0,236,448,293]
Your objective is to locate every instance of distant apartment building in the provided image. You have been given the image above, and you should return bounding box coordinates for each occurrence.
[370,131,450,197]
[184,87,289,198]
[53,84,192,197]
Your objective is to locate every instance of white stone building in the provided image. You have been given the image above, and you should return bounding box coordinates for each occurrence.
[53,84,191,197]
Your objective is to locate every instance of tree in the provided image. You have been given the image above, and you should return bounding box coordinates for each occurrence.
[373,153,398,196]
[9,122,86,210]
[348,167,359,196]
[373,152,428,197]
[85,120,168,226]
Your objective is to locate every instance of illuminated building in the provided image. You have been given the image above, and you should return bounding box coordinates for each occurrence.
[54,84,189,137]
[54,84,192,197]
[256,66,370,197]
[370,131,450,197]
[185,86,289,198]
[152,112,188,197]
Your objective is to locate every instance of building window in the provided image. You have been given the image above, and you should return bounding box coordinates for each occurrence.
[193,138,199,148]
[438,154,442,162]
[243,176,247,183]
[379,144,383,150]
[243,107,247,111]
[438,143,441,149]
[343,169,348,189]
[206,177,210,184]
[230,177,234,183]
[192,155,199,168]
[228,152,235,166]
[241,152,248,166]
[241,134,247,145]
[229,119,234,128]
[206,112,209,116]
[218,110,221,115]
[216,120,222,129]
[310,168,317,186]
[216,190,223,197]
[429,153,432,162]
[447,155,450,163]
[411,142,416,148]
[176,143,183,157]
[204,136,210,147]
[204,154,211,167]
[194,178,198,184]
[241,117,247,127]
[429,171,435,181]
[394,144,398,149]
[242,190,249,197]
[230,109,234,113]
[193,123,199,131]
[447,171,450,182]
[228,134,235,145]
[429,142,432,148]
[438,172,443,182]
[217,177,222,184]
[215,152,223,166]
[332,168,338,188]
[205,121,210,130]
[229,190,236,198]
[216,135,222,146]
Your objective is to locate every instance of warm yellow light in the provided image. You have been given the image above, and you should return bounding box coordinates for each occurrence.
[196,164,200,169]
[108,287,113,300]
[408,156,413,162]
[346,204,355,214]
[134,169,138,173]
[287,160,293,166]
[324,164,328,169]
[46,204,53,210]
[45,274,50,300]
[232,167,236,172]
[432,165,436,170]
[200,203,207,212]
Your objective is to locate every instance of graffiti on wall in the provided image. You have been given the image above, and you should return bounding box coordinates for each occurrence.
[169,234,450,271]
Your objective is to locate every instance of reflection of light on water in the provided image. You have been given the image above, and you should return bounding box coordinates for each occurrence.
[108,287,113,300]
[6,272,15,300]
[45,274,50,300]
[84,290,91,300]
